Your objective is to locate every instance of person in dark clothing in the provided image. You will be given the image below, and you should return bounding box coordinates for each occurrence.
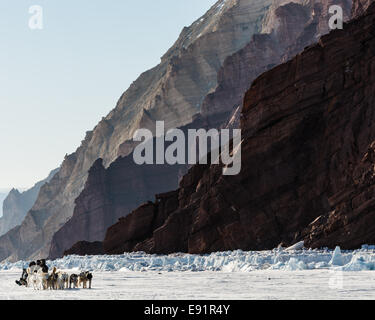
[40,259,48,273]
[15,260,49,286]
[15,268,28,286]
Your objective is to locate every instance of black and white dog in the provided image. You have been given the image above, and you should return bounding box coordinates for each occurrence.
[69,274,79,289]
[16,259,49,289]
[78,271,93,289]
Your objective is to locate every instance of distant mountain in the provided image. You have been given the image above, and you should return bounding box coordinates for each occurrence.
[0,193,8,218]
[0,169,58,237]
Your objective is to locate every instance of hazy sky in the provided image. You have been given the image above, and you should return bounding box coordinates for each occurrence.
[0,0,217,190]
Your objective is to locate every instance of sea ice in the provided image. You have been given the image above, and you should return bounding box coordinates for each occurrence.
[2,244,375,273]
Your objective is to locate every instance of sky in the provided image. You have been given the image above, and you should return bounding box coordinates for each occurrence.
[0,0,217,190]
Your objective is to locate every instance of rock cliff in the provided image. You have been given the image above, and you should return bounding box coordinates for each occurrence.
[87,2,375,254]
[201,0,352,123]
[49,115,223,259]
[351,0,372,17]
[58,0,353,258]
[0,0,272,262]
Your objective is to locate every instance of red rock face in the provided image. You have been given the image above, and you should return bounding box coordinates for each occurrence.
[93,3,375,255]
[63,241,103,256]
[49,116,220,259]
[352,0,372,17]
[49,156,185,259]
[103,190,179,254]
[66,0,369,257]
[301,141,375,249]
[57,0,338,259]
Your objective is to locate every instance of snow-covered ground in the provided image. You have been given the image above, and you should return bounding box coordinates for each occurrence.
[1,270,375,300]
[2,244,375,299]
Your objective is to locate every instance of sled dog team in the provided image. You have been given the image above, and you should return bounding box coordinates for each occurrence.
[15,259,93,290]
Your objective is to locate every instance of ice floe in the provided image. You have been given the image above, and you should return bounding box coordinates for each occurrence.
[2,244,375,272]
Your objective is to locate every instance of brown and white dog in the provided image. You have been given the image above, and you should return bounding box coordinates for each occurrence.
[56,271,69,290]
[37,268,49,290]
[78,271,93,289]
[45,266,57,290]
[26,264,42,289]
[25,260,51,290]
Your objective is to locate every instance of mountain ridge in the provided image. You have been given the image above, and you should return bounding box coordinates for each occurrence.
[92,1,375,255]
[0,0,272,262]
[65,0,363,257]
[53,0,352,258]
